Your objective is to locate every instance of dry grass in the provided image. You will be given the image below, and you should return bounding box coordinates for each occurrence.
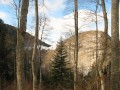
[3,81,33,90]
[3,81,16,90]
[2,81,111,90]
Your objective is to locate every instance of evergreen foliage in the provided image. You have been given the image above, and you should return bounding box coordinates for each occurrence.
[51,38,73,89]
[0,18,4,24]
[0,23,14,89]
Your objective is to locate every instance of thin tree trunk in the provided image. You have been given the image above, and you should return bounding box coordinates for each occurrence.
[99,0,108,90]
[74,0,78,90]
[111,0,119,90]
[99,70,104,90]
[39,17,46,90]
[16,0,29,90]
[39,34,42,90]
[32,0,39,90]
[95,1,99,90]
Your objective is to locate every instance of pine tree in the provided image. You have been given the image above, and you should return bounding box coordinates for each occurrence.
[51,38,73,90]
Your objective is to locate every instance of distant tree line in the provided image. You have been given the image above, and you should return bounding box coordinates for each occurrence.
[0,19,14,90]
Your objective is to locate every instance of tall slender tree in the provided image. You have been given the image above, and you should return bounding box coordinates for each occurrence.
[39,15,47,90]
[32,0,39,90]
[111,0,119,90]
[98,0,108,90]
[94,1,99,90]
[74,0,78,90]
[16,0,29,90]
[9,0,22,87]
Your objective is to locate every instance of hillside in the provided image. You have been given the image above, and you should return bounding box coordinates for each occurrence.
[64,31,112,73]
[4,24,50,48]
[41,30,120,75]
[0,23,51,83]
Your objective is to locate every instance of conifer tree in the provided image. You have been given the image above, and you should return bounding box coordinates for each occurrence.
[51,38,73,90]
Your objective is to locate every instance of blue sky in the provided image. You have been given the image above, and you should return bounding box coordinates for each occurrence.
[0,0,67,45]
[0,0,119,48]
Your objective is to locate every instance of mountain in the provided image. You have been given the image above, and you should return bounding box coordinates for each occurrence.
[4,24,50,49]
[0,23,51,83]
[64,30,120,74]
[40,30,120,75]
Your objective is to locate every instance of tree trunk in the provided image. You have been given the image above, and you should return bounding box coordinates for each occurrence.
[74,0,78,90]
[16,0,29,90]
[39,38,42,90]
[98,0,108,90]
[32,0,39,90]
[95,1,99,90]
[99,70,105,90]
[39,17,45,90]
[111,0,119,90]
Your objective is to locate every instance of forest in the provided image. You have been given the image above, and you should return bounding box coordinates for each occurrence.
[0,0,119,90]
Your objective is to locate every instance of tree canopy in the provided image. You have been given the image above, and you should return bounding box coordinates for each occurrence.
[0,19,4,24]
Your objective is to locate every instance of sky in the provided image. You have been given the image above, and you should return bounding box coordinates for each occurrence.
[0,0,119,48]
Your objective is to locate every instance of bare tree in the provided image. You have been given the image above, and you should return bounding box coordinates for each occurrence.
[32,0,39,90]
[111,0,119,90]
[95,1,99,90]
[84,0,100,89]
[74,0,78,90]
[16,0,29,90]
[38,15,45,90]
[9,0,22,88]
[98,0,108,90]
[38,2,51,89]
[9,0,22,28]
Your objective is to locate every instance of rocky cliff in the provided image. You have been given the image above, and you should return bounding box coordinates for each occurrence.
[64,31,113,74]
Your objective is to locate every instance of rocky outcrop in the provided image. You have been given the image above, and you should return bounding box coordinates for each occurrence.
[64,31,113,74]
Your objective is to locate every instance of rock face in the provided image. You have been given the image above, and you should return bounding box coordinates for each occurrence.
[65,31,112,74]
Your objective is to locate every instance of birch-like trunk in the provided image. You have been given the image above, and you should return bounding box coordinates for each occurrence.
[32,0,39,90]
[16,0,29,90]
